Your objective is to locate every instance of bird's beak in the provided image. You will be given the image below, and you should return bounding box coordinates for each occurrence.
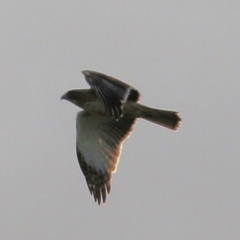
[82,70,92,77]
[61,93,68,100]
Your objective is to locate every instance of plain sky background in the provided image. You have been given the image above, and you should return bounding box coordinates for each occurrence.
[1,1,240,239]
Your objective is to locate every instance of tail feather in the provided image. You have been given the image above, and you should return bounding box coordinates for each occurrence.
[137,104,181,130]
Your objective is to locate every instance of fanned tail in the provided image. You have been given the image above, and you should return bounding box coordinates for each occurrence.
[137,104,181,130]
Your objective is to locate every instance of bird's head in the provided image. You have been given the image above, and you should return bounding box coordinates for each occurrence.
[61,89,79,101]
[61,89,92,108]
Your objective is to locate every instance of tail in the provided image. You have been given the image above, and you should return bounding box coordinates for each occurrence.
[137,104,181,130]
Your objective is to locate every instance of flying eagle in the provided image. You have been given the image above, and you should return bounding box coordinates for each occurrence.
[61,70,181,204]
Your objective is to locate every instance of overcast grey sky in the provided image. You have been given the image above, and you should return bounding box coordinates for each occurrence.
[1,1,240,239]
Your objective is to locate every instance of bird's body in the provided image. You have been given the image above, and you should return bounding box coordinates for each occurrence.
[62,70,181,204]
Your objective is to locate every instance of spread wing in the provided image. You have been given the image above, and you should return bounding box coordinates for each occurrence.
[76,111,136,204]
[82,70,140,119]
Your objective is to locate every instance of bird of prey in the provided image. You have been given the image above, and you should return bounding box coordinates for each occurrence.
[62,70,181,205]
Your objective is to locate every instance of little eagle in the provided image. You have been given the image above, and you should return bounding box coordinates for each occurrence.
[62,70,181,205]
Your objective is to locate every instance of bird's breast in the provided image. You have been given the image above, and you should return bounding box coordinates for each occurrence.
[81,100,107,115]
